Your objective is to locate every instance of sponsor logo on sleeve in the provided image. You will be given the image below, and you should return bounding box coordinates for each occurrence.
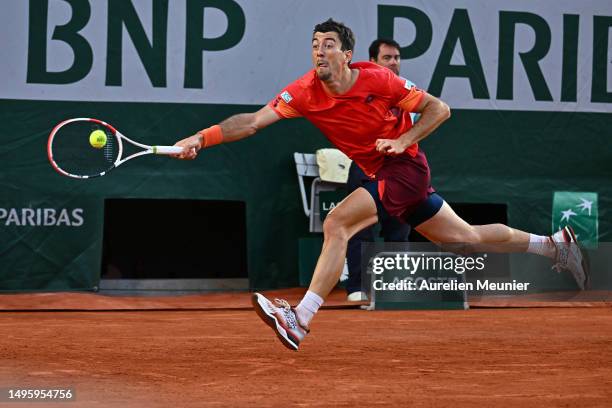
[280,91,293,103]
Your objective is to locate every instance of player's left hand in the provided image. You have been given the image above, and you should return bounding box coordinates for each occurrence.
[172,134,201,160]
[375,138,406,155]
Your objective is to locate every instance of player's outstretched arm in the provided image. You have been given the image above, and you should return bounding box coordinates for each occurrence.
[173,105,281,160]
[376,93,450,155]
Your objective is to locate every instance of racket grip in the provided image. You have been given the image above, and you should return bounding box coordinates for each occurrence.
[153,146,184,155]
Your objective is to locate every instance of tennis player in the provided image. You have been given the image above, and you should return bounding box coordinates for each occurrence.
[173,19,589,351]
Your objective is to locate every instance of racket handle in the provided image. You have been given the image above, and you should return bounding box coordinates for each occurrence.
[153,145,184,155]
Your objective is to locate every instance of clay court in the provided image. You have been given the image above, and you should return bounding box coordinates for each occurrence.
[2,1,610,407]
[2,290,611,407]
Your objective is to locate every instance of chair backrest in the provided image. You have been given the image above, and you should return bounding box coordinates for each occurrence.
[294,153,319,218]
[294,153,319,177]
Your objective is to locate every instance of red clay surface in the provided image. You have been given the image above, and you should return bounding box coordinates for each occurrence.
[1,305,611,407]
[1,288,610,311]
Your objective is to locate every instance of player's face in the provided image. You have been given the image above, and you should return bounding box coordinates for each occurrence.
[372,44,401,75]
[312,32,351,81]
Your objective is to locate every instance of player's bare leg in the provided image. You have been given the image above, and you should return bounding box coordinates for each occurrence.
[415,202,531,253]
[308,187,378,298]
[415,201,589,289]
[251,187,378,350]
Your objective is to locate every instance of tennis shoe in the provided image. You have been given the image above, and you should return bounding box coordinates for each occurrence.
[251,293,309,351]
[550,226,590,290]
[347,291,368,302]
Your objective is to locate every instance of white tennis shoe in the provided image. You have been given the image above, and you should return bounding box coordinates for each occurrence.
[251,293,309,351]
[347,291,368,302]
[550,226,590,290]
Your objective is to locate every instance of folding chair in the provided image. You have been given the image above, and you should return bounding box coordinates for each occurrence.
[293,152,344,233]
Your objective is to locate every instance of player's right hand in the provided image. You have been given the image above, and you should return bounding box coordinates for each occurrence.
[375,138,407,155]
[172,134,201,160]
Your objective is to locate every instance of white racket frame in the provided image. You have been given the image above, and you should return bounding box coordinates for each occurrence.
[47,117,183,179]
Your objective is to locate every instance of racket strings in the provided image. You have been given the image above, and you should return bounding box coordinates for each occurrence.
[50,121,120,177]
[103,135,115,163]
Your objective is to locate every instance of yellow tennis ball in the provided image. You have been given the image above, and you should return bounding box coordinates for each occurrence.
[89,130,107,149]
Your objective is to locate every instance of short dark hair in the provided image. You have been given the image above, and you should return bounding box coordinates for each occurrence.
[368,38,401,60]
[313,18,355,51]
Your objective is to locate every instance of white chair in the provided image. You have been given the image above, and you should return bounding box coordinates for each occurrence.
[293,152,344,233]
[294,152,350,286]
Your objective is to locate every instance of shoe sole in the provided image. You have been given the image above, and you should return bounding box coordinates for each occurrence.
[564,226,591,290]
[251,293,299,351]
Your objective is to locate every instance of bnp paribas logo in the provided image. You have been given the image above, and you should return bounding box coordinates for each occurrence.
[552,192,598,248]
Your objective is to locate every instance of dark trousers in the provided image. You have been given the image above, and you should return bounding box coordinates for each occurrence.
[345,162,410,294]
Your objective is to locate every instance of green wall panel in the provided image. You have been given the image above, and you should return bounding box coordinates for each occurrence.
[1,99,610,290]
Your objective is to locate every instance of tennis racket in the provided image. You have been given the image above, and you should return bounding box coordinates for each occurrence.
[47,117,183,179]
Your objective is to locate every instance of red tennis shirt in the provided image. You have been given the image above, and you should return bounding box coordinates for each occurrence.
[268,61,425,177]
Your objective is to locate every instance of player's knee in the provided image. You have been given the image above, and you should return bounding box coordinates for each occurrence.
[322,214,349,242]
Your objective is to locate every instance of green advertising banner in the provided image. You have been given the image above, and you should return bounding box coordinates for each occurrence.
[552,192,598,248]
[0,195,104,291]
[0,0,610,292]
